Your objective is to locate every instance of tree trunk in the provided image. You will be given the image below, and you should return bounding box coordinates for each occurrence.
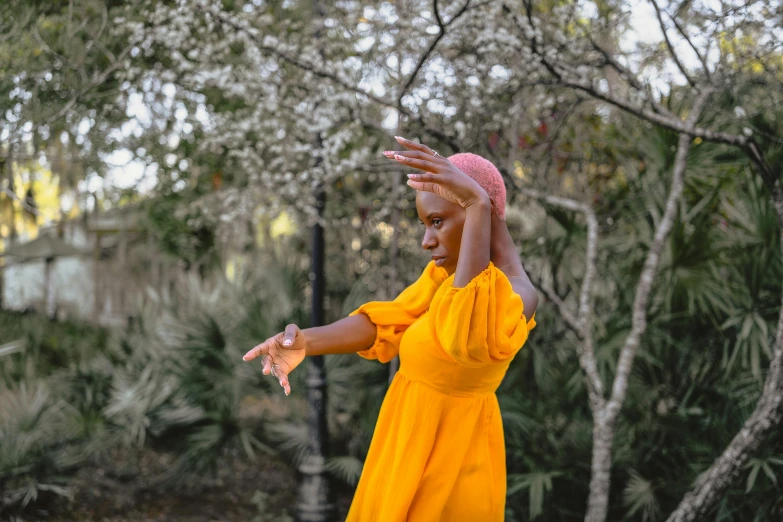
[665,176,783,521]
[584,128,697,522]
[585,416,613,522]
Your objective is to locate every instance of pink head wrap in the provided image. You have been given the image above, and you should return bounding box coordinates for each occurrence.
[447,153,507,220]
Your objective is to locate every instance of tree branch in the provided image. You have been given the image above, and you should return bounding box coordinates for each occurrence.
[397,0,472,106]
[588,36,668,115]
[203,6,461,151]
[649,0,697,88]
[2,187,42,216]
[502,3,745,147]
[668,9,712,81]
[604,88,711,422]
[520,187,606,411]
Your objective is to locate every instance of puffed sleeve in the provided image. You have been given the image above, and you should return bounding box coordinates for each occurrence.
[349,261,448,363]
[428,261,536,367]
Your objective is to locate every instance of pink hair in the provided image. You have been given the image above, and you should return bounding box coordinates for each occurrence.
[448,153,507,220]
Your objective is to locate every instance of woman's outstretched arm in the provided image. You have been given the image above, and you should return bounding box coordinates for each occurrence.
[302,314,377,356]
[242,314,377,395]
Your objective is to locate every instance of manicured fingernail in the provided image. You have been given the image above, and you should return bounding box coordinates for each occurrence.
[407,174,415,179]
[283,339,292,346]
[395,136,405,141]
[382,151,394,156]
[285,389,290,396]
[394,154,404,160]
[242,355,248,361]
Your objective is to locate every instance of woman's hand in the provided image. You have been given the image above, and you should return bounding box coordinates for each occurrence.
[242,324,306,396]
[383,136,489,209]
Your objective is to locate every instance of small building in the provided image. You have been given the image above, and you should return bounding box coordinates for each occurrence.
[1,234,89,320]
[1,206,184,327]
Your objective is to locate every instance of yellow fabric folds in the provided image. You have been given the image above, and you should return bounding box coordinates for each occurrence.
[429,261,536,367]
[349,260,448,363]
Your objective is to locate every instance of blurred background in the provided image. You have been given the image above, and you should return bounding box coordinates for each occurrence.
[1,0,782,521]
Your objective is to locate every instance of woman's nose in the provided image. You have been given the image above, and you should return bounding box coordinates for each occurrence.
[421,229,437,250]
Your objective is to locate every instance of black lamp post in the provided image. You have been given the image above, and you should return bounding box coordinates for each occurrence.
[295,186,334,521]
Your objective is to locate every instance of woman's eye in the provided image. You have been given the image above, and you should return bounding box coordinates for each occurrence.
[432,219,442,226]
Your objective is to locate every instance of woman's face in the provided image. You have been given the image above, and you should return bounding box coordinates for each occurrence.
[415,191,466,275]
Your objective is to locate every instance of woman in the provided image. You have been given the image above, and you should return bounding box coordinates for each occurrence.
[243,136,539,521]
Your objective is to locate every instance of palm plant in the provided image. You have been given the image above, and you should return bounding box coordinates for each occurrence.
[0,382,85,511]
[102,269,281,478]
[501,110,783,520]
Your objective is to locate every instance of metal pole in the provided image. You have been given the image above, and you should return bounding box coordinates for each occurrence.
[296,187,334,522]
[296,1,333,517]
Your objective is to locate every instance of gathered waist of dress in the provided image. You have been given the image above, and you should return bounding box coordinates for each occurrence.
[396,367,502,398]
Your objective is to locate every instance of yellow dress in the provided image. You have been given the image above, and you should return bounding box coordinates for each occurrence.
[345,261,536,521]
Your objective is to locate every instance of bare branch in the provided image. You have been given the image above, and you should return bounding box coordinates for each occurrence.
[502,3,746,147]
[528,271,580,331]
[588,36,668,115]
[668,10,712,80]
[521,187,606,410]
[605,88,712,421]
[204,6,461,151]
[432,0,444,28]
[649,0,697,88]
[397,0,472,107]
[1,187,42,216]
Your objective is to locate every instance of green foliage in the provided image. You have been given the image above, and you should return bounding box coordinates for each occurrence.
[503,113,783,520]
[0,382,84,510]
[142,192,217,268]
[0,311,109,386]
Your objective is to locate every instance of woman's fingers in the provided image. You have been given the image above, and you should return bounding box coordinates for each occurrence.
[243,339,271,361]
[391,153,439,172]
[395,136,439,157]
[407,172,443,191]
[406,177,439,193]
[282,323,297,347]
[262,354,273,375]
[244,333,293,396]
[277,373,291,396]
[383,148,441,163]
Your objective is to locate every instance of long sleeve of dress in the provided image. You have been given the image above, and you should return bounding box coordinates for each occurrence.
[428,261,536,367]
[349,261,448,363]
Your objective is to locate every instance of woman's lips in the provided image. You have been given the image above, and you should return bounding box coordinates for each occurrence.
[432,257,446,267]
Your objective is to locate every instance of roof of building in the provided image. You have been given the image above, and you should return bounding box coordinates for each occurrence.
[1,235,88,260]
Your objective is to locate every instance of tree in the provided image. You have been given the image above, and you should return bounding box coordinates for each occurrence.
[0,0,138,247]
[123,1,783,520]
